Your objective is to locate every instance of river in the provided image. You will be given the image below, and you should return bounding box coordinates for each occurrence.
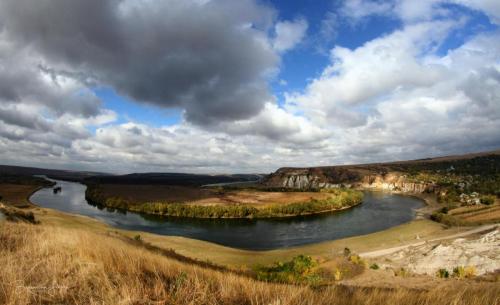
[30,179,424,250]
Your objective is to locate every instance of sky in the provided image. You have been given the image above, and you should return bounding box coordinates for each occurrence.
[0,0,499,174]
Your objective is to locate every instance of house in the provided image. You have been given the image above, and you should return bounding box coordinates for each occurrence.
[459,192,481,205]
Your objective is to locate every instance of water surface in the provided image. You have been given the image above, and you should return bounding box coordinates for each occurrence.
[30,179,424,250]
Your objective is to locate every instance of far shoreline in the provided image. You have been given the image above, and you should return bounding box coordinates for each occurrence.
[83,183,364,219]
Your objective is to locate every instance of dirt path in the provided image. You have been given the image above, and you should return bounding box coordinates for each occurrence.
[360,224,499,258]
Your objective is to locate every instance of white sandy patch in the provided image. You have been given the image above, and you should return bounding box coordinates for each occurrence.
[382,229,500,275]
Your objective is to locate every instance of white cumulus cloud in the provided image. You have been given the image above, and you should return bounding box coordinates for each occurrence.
[272,18,308,52]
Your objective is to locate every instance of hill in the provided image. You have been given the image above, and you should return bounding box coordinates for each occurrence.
[262,150,500,195]
[0,165,108,182]
[1,221,498,305]
[85,172,263,186]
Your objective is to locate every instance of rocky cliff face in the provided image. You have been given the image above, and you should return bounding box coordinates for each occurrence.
[263,168,433,193]
[360,173,434,193]
[280,174,343,189]
[262,151,500,193]
[263,167,360,190]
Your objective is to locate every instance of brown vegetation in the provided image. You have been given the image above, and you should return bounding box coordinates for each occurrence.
[88,183,332,207]
[1,222,499,305]
[92,184,217,203]
[432,203,500,226]
[454,204,500,223]
[191,190,332,207]
[86,184,363,218]
[0,203,37,223]
[0,184,42,208]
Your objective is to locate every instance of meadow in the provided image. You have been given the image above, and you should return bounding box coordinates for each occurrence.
[1,221,499,305]
[85,184,363,218]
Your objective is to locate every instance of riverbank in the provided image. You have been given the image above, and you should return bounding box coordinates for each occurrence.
[85,184,364,219]
[31,179,425,250]
[27,204,451,267]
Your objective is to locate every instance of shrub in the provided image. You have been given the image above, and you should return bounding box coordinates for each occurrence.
[370,263,379,270]
[348,255,366,267]
[437,268,449,278]
[480,195,495,205]
[440,207,449,214]
[453,266,465,278]
[464,266,476,278]
[453,266,476,279]
[255,255,321,284]
[430,212,466,226]
[343,247,351,257]
[134,234,141,241]
[333,268,342,281]
[394,268,409,277]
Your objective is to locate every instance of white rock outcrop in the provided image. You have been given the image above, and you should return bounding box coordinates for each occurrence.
[384,229,500,275]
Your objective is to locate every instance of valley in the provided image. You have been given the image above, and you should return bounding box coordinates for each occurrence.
[0,150,499,305]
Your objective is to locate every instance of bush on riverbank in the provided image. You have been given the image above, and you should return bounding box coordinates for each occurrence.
[430,212,466,226]
[255,255,322,284]
[85,185,363,218]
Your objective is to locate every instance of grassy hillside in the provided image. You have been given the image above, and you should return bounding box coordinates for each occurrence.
[1,221,499,305]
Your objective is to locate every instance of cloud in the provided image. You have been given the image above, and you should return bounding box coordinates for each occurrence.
[340,0,500,25]
[318,11,338,50]
[272,18,308,52]
[286,20,500,163]
[0,0,498,173]
[0,0,279,126]
[453,0,500,24]
[0,0,333,173]
[0,33,104,119]
[217,102,329,145]
[0,27,117,144]
[286,20,459,127]
[395,0,444,23]
[340,0,394,22]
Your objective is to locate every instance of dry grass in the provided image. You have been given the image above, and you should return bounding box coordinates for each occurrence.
[96,184,216,203]
[0,184,41,207]
[189,191,330,207]
[449,204,498,215]
[461,206,500,222]
[1,221,499,305]
[0,203,37,223]
[95,183,331,207]
[447,204,500,224]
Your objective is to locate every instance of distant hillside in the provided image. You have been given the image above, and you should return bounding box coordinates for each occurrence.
[262,150,500,195]
[0,165,264,186]
[85,172,264,187]
[0,165,109,182]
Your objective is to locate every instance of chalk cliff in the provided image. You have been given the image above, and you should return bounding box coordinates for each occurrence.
[262,167,361,190]
[360,173,434,193]
[263,168,432,193]
[261,150,500,194]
